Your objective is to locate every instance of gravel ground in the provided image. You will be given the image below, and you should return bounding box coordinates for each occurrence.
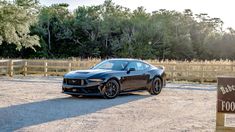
[0,76,234,132]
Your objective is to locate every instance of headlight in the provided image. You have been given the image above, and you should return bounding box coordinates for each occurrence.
[88,79,103,82]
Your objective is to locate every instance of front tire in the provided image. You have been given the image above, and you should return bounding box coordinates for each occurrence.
[148,77,162,95]
[102,79,120,99]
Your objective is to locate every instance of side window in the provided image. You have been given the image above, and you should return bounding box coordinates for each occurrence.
[126,61,150,71]
[143,63,150,69]
[126,62,137,70]
[136,62,150,71]
[136,62,144,71]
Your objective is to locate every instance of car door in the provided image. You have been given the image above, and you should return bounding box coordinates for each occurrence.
[121,61,149,90]
[134,62,150,88]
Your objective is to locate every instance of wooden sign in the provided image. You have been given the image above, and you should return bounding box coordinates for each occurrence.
[217,77,235,113]
[216,76,235,132]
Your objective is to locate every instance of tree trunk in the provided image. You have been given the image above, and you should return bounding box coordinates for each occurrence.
[47,20,51,50]
[105,37,108,48]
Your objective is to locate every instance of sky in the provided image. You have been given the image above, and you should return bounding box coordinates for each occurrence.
[39,0,235,29]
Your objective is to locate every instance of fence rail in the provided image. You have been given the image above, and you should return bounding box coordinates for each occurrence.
[0,59,234,82]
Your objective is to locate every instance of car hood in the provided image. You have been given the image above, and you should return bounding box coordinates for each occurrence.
[64,69,119,79]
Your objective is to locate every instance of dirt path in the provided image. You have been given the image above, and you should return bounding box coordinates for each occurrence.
[0,76,234,132]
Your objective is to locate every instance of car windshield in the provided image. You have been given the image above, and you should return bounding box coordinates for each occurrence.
[92,60,129,71]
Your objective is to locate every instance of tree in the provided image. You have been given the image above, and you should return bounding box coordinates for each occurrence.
[1,0,235,60]
[0,0,39,50]
[35,3,71,57]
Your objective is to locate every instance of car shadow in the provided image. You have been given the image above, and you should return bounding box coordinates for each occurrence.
[0,92,151,131]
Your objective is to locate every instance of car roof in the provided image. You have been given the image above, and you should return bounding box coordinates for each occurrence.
[107,58,140,61]
[104,58,155,68]
[106,58,152,65]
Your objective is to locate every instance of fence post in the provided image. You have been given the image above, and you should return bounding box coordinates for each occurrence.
[172,64,176,82]
[68,62,71,72]
[216,113,225,127]
[200,64,204,83]
[231,63,234,73]
[23,61,27,76]
[186,64,189,80]
[44,61,48,76]
[9,60,13,77]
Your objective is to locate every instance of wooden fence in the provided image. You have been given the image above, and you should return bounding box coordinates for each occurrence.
[0,59,235,82]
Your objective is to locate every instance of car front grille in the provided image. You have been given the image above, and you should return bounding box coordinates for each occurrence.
[63,86,100,94]
[64,79,85,85]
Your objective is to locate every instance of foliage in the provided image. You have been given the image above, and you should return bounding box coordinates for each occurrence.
[0,0,40,51]
[0,0,235,60]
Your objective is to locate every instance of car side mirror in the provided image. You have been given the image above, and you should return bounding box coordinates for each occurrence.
[90,66,94,69]
[127,68,135,73]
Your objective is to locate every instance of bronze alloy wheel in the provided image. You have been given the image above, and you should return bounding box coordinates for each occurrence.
[154,78,162,92]
[149,77,162,95]
[103,80,119,99]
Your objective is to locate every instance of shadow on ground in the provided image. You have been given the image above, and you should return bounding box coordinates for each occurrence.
[0,93,150,131]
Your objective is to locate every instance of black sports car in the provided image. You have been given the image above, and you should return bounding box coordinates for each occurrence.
[62,58,166,99]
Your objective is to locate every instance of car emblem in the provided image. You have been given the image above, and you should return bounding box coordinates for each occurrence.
[72,80,76,83]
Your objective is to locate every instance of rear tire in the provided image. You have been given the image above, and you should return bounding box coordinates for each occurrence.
[148,77,162,95]
[102,79,120,99]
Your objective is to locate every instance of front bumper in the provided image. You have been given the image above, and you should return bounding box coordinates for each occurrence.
[62,83,103,96]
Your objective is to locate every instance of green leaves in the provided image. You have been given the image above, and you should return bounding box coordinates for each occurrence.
[0,0,235,60]
[0,0,40,50]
